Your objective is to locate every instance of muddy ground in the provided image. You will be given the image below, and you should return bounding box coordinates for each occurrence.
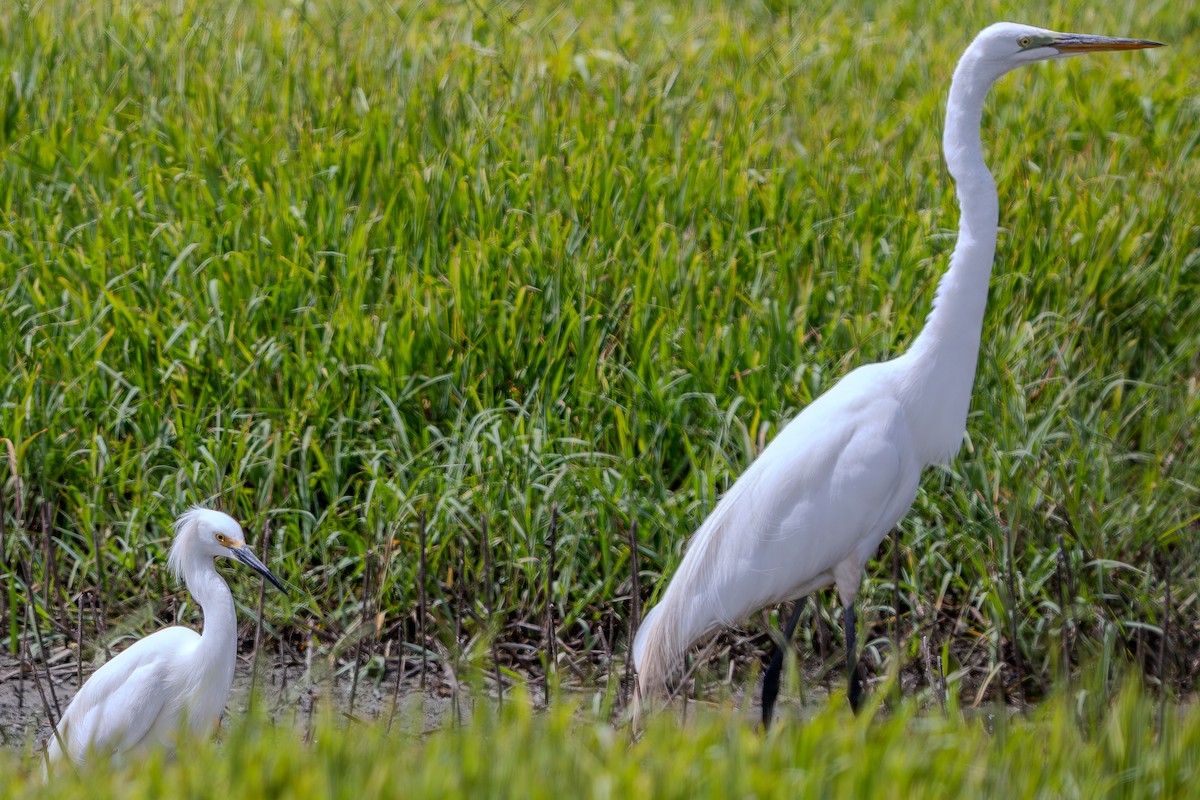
[1,642,834,760]
[2,619,892,761]
[0,647,476,754]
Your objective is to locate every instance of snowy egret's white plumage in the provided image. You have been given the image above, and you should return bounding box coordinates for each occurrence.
[631,23,1161,725]
[45,507,286,769]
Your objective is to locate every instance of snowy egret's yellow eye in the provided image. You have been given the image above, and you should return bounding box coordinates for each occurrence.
[1018,36,1033,48]
[215,533,228,545]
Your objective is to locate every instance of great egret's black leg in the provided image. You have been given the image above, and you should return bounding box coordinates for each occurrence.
[845,604,862,713]
[761,598,807,731]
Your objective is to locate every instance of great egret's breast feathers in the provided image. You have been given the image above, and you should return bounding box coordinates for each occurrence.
[634,363,922,691]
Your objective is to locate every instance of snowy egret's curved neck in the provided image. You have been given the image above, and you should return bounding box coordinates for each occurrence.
[182,559,238,670]
[904,49,1003,459]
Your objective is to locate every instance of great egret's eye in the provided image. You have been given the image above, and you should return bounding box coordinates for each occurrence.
[1018,36,1033,48]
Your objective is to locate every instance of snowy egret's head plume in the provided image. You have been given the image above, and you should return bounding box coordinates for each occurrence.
[169,507,287,594]
[965,23,1161,82]
[45,506,289,773]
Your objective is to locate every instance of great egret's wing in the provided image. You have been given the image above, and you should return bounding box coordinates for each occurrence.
[53,627,197,763]
[635,362,921,688]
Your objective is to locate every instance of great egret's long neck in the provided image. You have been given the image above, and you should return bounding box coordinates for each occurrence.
[904,54,1001,461]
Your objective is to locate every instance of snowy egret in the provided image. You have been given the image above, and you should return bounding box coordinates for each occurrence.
[45,507,287,769]
[631,23,1161,726]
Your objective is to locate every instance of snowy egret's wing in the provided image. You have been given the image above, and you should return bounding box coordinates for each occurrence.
[50,627,198,764]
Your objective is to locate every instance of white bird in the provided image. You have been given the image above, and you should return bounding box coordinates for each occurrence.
[632,23,1161,727]
[45,507,286,769]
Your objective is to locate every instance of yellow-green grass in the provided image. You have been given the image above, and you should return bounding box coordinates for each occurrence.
[0,0,1197,712]
[7,684,1200,798]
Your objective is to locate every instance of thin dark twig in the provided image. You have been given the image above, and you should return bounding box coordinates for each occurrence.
[1056,532,1072,685]
[1058,504,1079,650]
[303,634,316,744]
[921,634,946,713]
[251,519,271,694]
[366,543,379,680]
[681,670,689,725]
[90,524,109,606]
[418,509,428,692]
[663,637,719,706]
[25,630,62,754]
[1004,519,1025,706]
[90,589,111,661]
[624,519,641,708]
[350,547,374,715]
[1159,561,1172,739]
[382,517,404,732]
[278,661,289,710]
[19,554,60,719]
[75,591,84,689]
[482,516,503,707]
[0,475,7,652]
[455,535,465,661]
[606,613,616,700]
[42,502,64,634]
[17,591,26,711]
[24,576,62,722]
[453,538,465,726]
[1057,508,1078,602]
[366,543,378,667]
[891,528,901,662]
[89,524,110,660]
[384,631,401,730]
[544,504,559,706]
[387,646,407,734]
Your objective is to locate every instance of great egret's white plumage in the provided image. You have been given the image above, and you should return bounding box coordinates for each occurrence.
[45,508,286,770]
[631,23,1161,725]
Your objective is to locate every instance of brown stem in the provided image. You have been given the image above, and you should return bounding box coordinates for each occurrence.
[418,509,427,693]
[624,519,640,708]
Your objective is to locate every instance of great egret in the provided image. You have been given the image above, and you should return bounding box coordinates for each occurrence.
[44,507,287,769]
[631,23,1161,726]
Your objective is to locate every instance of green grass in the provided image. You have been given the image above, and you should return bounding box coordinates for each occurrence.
[6,684,1200,798]
[0,0,1197,724]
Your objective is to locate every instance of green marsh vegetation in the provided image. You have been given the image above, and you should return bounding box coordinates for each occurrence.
[7,683,1200,798]
[0,0,1197,788]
